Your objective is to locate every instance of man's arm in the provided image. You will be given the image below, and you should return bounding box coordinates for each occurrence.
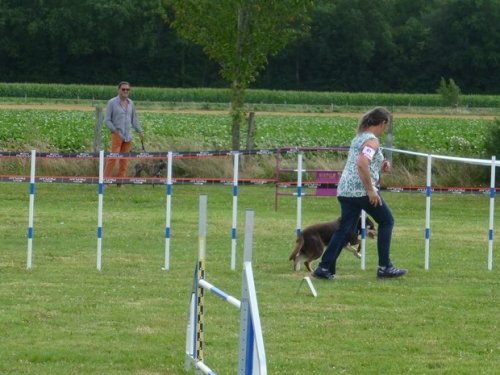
[105,99,116,133]
[130,102,144,139]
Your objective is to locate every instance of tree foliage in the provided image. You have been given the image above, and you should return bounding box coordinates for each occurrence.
[163,0,314,149]
[0,0,499,94]
[258,0,500,93]
[436,77,461,107]
[426,0,500,93]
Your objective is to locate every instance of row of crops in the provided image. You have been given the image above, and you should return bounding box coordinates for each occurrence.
[1,82,500,108]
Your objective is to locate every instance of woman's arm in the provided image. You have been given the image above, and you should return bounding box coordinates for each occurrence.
[357,139,382,206]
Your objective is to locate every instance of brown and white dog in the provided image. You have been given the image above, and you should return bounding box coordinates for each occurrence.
[289,216,377,272]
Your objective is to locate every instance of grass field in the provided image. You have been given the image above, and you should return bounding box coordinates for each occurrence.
[0,182,498,374]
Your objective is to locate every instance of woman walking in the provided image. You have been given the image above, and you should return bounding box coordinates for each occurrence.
[312,107,407,280]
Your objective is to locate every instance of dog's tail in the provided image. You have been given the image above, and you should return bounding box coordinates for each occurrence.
[289,236,304,261]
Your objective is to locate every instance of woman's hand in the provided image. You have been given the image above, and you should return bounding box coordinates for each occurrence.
[381,159,391,173]
[368,189,382,206]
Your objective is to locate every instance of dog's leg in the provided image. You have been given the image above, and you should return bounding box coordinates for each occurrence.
[303,237,325,272]
[344,244,362,259]
[304,259,314,273]
[305,249,322,272]
[294,256,304,272]
[289,237,304,272]
[343,232,362,259]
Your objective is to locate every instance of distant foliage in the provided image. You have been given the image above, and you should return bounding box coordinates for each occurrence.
[1,0,499,93]
[436,77,461,107]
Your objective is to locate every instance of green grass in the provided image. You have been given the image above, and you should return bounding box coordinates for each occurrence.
[0,183,498,374]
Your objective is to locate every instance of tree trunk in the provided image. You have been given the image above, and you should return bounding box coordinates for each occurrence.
[230,82,245,150]
[229,5,250,151]
[93,106,103,152]
[231,118,240,150]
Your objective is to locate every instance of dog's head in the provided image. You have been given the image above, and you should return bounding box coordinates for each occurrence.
[134,162,145,177]
[357,217,377,239]
[153,161,167,176]
[366,219,377,239]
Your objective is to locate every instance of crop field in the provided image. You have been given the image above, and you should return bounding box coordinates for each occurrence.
[0,108,495,157]
[2,82,500,108]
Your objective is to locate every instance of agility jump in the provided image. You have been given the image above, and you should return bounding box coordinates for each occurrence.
[185,195,267,375]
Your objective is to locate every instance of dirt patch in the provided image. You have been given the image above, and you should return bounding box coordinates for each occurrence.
[0,103,496,120]
[0,103,96,112]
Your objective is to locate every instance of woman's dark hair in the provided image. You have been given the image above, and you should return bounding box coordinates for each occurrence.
[357,107,391,133]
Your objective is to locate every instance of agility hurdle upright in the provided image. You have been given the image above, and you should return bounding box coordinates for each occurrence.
[185,195,267,375]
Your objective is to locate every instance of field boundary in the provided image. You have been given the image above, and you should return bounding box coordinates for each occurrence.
[0,103,497,120]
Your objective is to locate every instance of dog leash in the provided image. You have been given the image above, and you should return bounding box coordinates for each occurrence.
[141,138,146,152]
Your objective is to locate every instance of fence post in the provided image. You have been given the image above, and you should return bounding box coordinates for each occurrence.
[246,112,256,150]
[385,118,393,166]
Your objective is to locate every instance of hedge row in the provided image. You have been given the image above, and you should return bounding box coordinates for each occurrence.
[1,82,499,108]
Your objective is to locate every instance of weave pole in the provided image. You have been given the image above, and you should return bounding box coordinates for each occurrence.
[163,151,173,270]
[231,152,240,271]
[295,152,304,236]
[96,150,104,271]
[487,156,496,270]
[385,147,499,270]
[26,149,36,269]
[424,154,432,270]
[360,210,367,270]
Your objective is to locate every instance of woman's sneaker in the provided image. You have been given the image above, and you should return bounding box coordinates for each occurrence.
[311,267,335,280]
[377,266,408,279]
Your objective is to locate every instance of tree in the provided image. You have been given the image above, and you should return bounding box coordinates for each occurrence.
[259,0,399,92]
[163,0,314,150]
[426,0,500,93]
[436,77,461,107]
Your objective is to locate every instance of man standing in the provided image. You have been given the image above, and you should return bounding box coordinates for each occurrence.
[104,81,144,186]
